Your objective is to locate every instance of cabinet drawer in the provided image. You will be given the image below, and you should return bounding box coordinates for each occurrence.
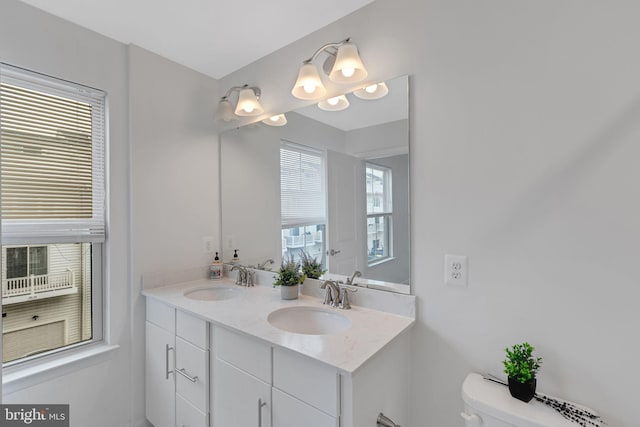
[177,310,208,349]
[273,347,339,416]
[176,393,208,427]
[214,326,271,383]
[176,337,209,413]
[272,388,338,427]
[146,298,175,333]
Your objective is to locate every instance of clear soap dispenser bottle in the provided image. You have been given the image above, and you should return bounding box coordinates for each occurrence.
[209,251,223,280]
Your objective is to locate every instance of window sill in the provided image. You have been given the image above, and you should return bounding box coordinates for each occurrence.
[368,256,396,268]
[2,343,119,395]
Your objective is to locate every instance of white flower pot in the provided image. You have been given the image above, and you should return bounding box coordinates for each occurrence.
[280,284,299,300]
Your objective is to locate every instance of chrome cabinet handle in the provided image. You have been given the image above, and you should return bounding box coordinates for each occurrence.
[165,344,174,379]
[327,249,341,256]
[257,398,267,427]
[176,368,198,383]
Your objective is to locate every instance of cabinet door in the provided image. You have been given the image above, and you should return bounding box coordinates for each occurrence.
[214,358,271,427]
[146,321,175,427]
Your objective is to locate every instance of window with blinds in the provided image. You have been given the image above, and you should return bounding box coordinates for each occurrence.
[280,142,327,267]
[0,64,105,245]
[280,141,326,227]
[0,63,105,365]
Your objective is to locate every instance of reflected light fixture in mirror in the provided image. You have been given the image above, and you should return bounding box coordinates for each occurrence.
[291,38,368,100]
[262,114,288,126]
[318,95,350,111]
[217,84,264,121]
[353,82,389,100]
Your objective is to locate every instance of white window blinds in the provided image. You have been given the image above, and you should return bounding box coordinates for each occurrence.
[0,64,106,244]
[280,141,326,227]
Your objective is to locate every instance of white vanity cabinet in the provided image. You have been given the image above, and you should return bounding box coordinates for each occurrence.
[211,325,354,427]
[146,299,210,427]
[146,299,176,427]
[210,323,410,427]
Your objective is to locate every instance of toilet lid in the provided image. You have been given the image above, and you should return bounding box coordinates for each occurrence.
[462,373,596,427]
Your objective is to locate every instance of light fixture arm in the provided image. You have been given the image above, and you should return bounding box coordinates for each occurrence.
[220,84,261,101]
[304,38,350,63]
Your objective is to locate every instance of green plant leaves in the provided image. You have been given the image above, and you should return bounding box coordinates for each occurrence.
[503,342,542,384]
[273,254,304,287]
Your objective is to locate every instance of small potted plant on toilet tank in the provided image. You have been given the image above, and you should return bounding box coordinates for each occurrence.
[273,255,304,300]
[502,342,542,402]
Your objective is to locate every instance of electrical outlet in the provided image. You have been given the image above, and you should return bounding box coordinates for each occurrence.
[445,254,468,286]
[224,235,235,250]
[202,236,215,254]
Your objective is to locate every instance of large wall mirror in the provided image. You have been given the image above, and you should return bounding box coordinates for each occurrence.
[220,75,410,293]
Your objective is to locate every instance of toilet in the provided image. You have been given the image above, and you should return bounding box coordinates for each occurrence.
[461,373,597,427]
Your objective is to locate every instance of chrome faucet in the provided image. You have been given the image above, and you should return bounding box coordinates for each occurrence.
[346,270,362,286]
[338,286,357,309]
[321,280,357,309]
[257,259,274,270]
[320,280,340,307]
[231,265,248,286]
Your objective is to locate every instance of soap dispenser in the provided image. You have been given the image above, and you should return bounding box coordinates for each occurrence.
[231,249,240,264]
[209,252,223,280]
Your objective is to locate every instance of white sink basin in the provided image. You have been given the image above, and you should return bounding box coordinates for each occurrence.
[267,306,352,335]
[184,287,240,301]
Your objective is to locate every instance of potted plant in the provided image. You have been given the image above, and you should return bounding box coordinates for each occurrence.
[273,255,304,300]
[502,342,542,402]
[300,251,326,280]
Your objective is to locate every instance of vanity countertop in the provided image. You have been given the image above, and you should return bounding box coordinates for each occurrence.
[142,278,415,374]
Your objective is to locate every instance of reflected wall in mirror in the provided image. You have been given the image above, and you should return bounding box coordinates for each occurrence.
[220,75,410,292]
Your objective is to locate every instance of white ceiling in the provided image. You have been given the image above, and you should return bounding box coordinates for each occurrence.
[19,0,376,79]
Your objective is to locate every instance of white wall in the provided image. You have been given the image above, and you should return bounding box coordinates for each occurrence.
[129,45,219,426]
[0,1,132,426]
[345,119,409,158]
[220,0,640,425]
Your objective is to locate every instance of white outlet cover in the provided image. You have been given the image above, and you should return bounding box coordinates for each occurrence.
[445,254,468,286]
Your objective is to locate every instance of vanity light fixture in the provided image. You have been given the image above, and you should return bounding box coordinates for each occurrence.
[353,82,389,100]
[217,84,264,121]
[291,38,368,100]
[318,95,350,111]
[262,114,288,126]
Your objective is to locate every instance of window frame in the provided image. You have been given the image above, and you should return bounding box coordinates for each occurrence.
[5,245,49,280]
[366,163,393,266]
[0,63,106,368]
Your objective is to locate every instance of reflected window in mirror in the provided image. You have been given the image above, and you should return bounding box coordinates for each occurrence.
[366,163,392,265]
[280,142,327,267]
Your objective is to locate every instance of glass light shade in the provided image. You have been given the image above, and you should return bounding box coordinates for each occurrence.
[292,62,327,100]
[217,98,237,122]
[318,95,350,111]
[235,88,264,116]
[262,114,287,126]
[329,42,367,83]
[353,82,389,100]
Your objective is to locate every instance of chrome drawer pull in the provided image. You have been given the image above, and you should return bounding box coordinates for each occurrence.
[258,398,267,427]
[176,368,198,383]
[165,344,174,379]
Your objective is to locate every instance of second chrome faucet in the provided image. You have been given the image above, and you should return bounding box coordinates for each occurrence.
[321,279,357,309]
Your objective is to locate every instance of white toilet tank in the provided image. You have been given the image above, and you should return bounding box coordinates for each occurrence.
[461,373,597,427]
